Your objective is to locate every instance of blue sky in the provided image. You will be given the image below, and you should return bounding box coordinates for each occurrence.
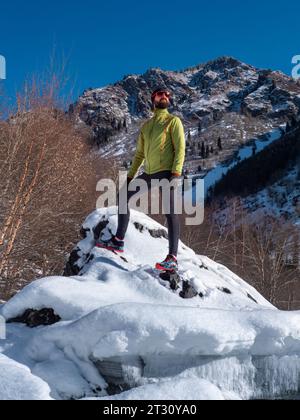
[0,0,300,104]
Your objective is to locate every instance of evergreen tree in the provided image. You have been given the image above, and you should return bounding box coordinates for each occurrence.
[201,142,205,159]
[198,121,202,134]
[217,137,223,151]
[205,145,210,158]
[291,116,298,128]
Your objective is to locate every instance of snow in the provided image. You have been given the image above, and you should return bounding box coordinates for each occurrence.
[31,359,100,400]
[0,315,5,339]
[2,207,269,323]
[199,125,286,196]
[1,207,300,400]
[0,354,52,400]
[92,377,234,400]
[238,164,300,225]
[188,94,231,114]
[24,303,300,361]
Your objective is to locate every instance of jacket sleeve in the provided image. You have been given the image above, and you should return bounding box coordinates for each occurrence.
[171,117,185,176]
[127,130,145,178]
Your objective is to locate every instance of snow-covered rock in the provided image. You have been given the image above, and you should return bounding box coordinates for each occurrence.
[91,377,237,401]
[0,354,52,400]
[1,207,300,400]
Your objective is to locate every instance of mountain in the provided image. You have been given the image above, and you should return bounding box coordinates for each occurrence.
[69,56,300,177]
[1,207,300,400]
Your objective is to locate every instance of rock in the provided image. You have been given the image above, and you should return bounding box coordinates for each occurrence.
[80,226,90,239]
[93,356,144,394]
[7,308,61,328]
[179,281,198,299]
[133,222,168,239]
[218,287,232,295]
[93,219,109,241]
[247,294,258,304]
[63,248,81,276]
[159,270,181,290]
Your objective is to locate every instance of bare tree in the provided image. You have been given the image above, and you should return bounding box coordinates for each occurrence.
[0,78,103,299]
[179,196,300,309]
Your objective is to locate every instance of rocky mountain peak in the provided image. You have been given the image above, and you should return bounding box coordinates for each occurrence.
[69,56,300,171]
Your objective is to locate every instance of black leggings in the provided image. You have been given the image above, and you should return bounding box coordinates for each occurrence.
[116,170,180,257]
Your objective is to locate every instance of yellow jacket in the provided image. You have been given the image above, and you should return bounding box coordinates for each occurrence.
[128,108,186,178]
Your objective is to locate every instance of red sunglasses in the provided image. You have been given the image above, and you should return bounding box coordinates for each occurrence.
[155,91,171,98]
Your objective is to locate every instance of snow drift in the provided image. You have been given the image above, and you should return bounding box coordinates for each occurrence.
[1,206,300,400]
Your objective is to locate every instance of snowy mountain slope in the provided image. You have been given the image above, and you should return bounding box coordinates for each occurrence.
[1,207,300,400]
[200,125,286,196]
[210,124,300,227]
[240,163,300,225]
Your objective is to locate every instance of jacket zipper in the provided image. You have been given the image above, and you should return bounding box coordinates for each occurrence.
[148,115,174,173]
[148,117,156,174]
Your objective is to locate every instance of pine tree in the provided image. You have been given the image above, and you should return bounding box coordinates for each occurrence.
[217,137,223,151]
[205,145,210,158]
[201,142,205,159]
[291,116,297,128]
[198,121,202,134]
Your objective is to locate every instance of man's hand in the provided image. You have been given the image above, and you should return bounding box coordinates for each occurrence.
[170,172,179,179]
[169,173,181,189]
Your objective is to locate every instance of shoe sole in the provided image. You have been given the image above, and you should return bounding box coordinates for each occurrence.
[95,243,124,253]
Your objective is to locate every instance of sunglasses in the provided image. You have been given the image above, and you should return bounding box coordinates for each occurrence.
[155,91,171,98]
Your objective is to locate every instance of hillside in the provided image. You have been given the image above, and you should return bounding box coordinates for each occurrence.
[211,124,300,225]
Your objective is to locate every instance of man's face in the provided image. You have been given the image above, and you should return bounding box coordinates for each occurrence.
[153,91,171,109]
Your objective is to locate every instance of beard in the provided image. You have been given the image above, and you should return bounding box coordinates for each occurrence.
[154,98,169,109]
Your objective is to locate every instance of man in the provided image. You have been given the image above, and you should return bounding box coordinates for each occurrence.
[96,87,186,271]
